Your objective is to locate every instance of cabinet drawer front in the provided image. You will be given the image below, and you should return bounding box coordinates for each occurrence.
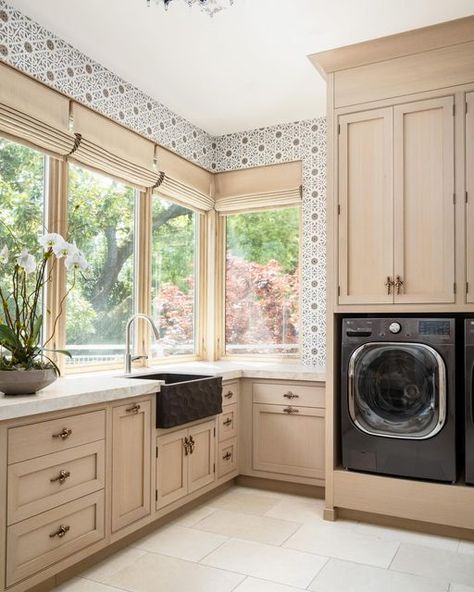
[218,404,238,442]
[253,383,324,408]
[252,404,325,480]
[217,439,238,478]
[6,491,105,586]
[8,410,106,464]
[8,441,105,525]
[222,381,240,407]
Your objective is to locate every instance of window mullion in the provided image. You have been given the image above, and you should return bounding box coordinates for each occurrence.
[136,188,152,364]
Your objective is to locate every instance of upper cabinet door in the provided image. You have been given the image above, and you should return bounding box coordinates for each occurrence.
[393,97,455,304]
[467,92,474,304]
[338,108,394,304]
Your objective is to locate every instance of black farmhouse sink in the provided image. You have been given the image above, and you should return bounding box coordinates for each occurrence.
[127,373,222,428]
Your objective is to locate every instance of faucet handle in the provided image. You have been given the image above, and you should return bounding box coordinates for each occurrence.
[131,354,148,362]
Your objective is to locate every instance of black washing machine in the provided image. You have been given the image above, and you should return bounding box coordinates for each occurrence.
[341,317,457,483]
[465,319,474,485]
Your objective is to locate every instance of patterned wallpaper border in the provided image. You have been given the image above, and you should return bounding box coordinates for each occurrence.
[0,1,327,367]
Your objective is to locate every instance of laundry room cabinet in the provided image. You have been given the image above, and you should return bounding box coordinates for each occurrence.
[467,91,474,304]
[338,95,455,305]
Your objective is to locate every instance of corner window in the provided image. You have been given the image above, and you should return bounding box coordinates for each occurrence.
[150,196,198,358]
[224,207,300,357]
[65,165,136,366]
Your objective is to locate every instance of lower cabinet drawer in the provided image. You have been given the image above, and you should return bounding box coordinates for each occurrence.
[6,491,105,586]
[222,382,240,407]
[218,404,238,442]
[252,382,325,408]
[217,439,238,478]
[8,441,105,524]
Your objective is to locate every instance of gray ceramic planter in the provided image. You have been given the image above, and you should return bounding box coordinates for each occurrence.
[0,368,57,395]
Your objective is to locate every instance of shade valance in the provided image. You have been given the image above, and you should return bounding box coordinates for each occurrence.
[69,103,160,189]
[0,64,75,156]
[154,146,214,212]
[213,161,303,214]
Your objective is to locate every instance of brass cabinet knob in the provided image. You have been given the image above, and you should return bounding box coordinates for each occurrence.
[223,451,232,461]
[52,427,72,440]
[50,469,71,485]
[223,417,233,427]
[283,391,299,399]
[49,524,70,538]
[126,404,141,414]
[283,406,299,414]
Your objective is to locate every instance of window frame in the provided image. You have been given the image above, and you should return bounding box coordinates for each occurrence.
[216,206,303,362]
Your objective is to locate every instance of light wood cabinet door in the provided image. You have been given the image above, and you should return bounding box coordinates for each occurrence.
[111,400,151,532]
[188,420,216,494]
[467,92,474,303]
[393,96,455,303]
[156,428,188,510]
[338,108,394,304]
[252,404,325,480]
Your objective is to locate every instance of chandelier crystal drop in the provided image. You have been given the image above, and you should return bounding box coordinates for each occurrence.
[147,0,234,17]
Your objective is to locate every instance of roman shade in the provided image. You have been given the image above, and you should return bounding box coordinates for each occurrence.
[213,161,303,214]
[0,64,75,156]
[154,146,214,213]
[69,103,160,189]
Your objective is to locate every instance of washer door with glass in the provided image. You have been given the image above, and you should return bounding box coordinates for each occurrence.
[348,343,446,439]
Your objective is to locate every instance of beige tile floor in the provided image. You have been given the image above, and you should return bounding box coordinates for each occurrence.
[55,486,474,592]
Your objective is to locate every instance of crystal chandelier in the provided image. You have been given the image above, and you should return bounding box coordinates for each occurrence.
[147,0,234,17]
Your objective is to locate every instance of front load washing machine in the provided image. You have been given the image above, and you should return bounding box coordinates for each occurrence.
[341,317,457,483]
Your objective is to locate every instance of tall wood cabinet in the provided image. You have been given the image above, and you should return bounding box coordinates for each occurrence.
[467,91,474,303]
[111,399,152,532]
[338,96,455,304]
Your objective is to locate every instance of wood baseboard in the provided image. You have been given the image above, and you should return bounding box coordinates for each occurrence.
[236,475,324,498]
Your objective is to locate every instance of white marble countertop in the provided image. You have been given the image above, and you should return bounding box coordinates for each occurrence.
[0,361,325,421]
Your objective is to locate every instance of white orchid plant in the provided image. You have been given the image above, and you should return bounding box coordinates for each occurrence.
[0,231,88,375]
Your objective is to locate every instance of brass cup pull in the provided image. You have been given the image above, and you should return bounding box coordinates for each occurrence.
[183,437,190,456]
[394,275,404,295]
[283,391,299,399]
[52,427,72,440]
[126,404,141,414]
[50,524,70,539]
[223,451,232,461]
[283,406,299,414]
[224,391,233,399]
[223,418,233,427]
[384,276,394,295]
[188,435,195,454]
[50,469,71,485]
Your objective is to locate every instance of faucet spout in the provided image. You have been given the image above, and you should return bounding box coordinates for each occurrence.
[125,313,160,374]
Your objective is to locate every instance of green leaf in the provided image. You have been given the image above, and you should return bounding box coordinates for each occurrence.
[32,314,43,344]
[41,347,73,359]
[0,323,20,350]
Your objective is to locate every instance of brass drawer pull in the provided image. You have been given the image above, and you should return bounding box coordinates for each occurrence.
[283,406,299,414]
[50,469,71,484]
[188,435,195,454]
[49,524,70,539]
[52,428,72,440]
[126,404,141,414]
[224,391,234,399]
[283,391,299,399]
[385,276,394,295]
[223,451,232,461]
[223,417,233,427]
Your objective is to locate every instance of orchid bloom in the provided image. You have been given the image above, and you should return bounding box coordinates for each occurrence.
[65,250,89,272]
[16,248,36,274]
[0,245,8,264]
[52,239,77,259]
[38,233,65,251]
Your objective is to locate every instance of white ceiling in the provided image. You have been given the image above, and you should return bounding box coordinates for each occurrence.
[8,0,474,135]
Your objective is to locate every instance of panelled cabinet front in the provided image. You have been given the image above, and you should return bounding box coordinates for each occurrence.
[338,95,455,306]
[111,399,152,533]
[467,92,474,303]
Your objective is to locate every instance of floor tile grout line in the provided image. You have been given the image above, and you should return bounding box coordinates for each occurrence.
[386,542,401,570]
[197,536,232,563]
[229,574,248,591]
[305,555,331,591]
[80,575,134,592]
